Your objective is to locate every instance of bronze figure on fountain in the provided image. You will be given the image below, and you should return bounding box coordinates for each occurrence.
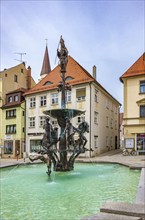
[29,36,92,176]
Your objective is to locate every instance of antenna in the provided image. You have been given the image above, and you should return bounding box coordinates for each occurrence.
[14,52,26,62]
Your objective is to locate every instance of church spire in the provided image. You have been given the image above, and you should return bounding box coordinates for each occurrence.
[40,41,51,78]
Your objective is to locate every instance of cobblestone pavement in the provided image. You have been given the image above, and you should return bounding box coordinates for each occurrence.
[0,149,145,169]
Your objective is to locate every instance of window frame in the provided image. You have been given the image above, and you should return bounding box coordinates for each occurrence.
[6,124,16,134]
[40,95,47,107]
[66,91,71,103]
[51,93,58,105]
[30,97,36,108]
[140,105,145,118]
[140,81,145,94]
[29,117,35,128]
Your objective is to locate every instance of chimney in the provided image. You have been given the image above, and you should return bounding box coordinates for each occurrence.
[93,65,97,80]
[143,52,145,64]
[27,66,31,90]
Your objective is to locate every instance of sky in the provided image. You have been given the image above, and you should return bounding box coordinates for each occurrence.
[0,0,145,111]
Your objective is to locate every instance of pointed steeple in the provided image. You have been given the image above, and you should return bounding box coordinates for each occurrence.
[40,43,51,78]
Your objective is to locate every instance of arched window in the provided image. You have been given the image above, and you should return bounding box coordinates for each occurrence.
[43,81,53,86]
[65,76,74,81]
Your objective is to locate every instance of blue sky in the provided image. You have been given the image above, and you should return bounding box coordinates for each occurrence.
[1,0,144,110]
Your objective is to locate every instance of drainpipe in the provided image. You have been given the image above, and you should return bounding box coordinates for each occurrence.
[89,82,92,158]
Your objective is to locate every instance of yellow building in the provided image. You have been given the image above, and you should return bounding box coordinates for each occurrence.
[120,53,145,154]
[0,63,35,158]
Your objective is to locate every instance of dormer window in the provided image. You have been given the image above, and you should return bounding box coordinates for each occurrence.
[8,96,12,103]
[14,75,18,82]
[14,95,18,102]
[65,76,74,81]
[43,81,53,86]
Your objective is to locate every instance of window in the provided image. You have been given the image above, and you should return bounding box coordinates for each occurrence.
[65,76,74,81]
[115,120,117,130]
[110,137,113,147]
[14,75,18,82]
[140,81,145,93]
[6,109,16,118]
[111,103,113,111]
[4,140,13,154]
[43,81,53,86]
[140,105,145,117]
[106,99,109,109]
[110,118,113,128]
[21,68,23,73]
[8,96,12,103]
[114,106,118,114]
[106,136,109,147]
[6,125,16,134]
[29,117,35,127]
[5,73,7,77]
[51,93,58,105]
[77,115,85,123]
[39,116,45,127]
[66,91,71,102]
[30,140,43,152]
[76,88,86,101]
[40,95,47,106]
[51,120,58,126]
[95,89,98,102]
[94,136,98,148]
[23,127,25,133]
[14,95,18,102]
[30,97,36,108]
[94,111,98,124]
[106,116,109,127]
[22,111,25,116]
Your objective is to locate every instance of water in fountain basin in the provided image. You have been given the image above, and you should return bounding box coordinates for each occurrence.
[0,163,140,220]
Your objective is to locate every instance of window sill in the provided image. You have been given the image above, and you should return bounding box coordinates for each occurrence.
[6,133,16,134]
[51,103,58,106]
[77,100,86,102]
[139,92,145,95]
[29,107,36,109]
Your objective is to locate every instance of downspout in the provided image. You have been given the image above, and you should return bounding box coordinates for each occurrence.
[89,82,92,158]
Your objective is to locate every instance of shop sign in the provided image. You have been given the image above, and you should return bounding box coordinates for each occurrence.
[5,135,13,139]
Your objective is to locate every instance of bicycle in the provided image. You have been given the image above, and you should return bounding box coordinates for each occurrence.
[122,148,137,156]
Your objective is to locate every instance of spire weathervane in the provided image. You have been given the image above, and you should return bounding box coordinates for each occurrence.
[45,38,48,45]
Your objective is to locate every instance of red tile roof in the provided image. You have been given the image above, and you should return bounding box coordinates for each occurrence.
[120,53,145,82]
[24,56,121,105]
[25,56,94,95]
[6,88,27,95]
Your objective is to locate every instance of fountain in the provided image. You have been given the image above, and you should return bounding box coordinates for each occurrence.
[29,36,92,175]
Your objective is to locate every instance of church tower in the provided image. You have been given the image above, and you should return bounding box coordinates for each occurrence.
[39,43,51,80]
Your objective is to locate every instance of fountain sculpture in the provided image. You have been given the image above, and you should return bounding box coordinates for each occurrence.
[29,36,92,175]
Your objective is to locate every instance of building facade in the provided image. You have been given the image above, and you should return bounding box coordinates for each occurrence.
[0,63,35,158]
[120,53,145,154]
[25,56,121,157]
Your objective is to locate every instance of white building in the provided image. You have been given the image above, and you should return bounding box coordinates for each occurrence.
[24,52,121,157]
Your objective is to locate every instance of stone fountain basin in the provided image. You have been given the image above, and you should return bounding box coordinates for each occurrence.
[43,108,85,119]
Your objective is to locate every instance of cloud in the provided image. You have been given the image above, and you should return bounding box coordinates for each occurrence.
[1,0,144,110]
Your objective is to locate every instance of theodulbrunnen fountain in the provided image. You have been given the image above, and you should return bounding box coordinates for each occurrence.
[29,36,92,175]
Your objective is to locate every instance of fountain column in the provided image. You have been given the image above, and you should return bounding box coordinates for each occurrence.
[57,36,69,170]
